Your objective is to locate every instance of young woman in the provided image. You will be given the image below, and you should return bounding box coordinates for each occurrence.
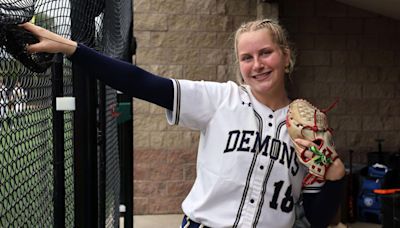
[21,19,345,228]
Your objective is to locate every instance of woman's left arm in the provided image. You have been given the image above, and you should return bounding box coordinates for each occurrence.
[294,138,346,227]
[303,178,345,228]
[303,159,346,228]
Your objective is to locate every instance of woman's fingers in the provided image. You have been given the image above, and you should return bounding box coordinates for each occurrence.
[25,42,44,54]
[19,23,48,53]
[294,138,317,148]
[294,138,317,158]
[19,22,41,36]
[18,22,32,30]
[19,22,77,56]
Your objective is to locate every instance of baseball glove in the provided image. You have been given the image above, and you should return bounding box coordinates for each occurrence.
[286,99,338,185]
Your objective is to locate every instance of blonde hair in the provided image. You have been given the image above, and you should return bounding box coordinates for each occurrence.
[234,18,296,83]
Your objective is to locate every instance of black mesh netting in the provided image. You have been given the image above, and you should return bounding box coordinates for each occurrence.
[102,0,132,226]
[0,0,34,24]
[0,0,131,227]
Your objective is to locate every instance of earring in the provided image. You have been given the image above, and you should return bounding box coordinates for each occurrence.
[284,65,290,74]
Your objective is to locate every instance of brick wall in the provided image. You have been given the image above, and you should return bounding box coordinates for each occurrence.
[133,0,400,214]
[133,0,258,214]
[280,0,400,163]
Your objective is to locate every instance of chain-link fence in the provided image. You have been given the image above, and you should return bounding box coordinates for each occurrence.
[0,0,133,227]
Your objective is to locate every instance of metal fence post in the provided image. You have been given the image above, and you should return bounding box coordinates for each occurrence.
[52,53,65,228]
[98,81,106,227]
[118,93,133,228]
[70,0,101,226]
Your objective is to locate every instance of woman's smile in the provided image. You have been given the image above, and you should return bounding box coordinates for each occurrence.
[251,70,272,80]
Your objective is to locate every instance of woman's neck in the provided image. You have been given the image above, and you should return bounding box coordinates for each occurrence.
[251,88,291,111]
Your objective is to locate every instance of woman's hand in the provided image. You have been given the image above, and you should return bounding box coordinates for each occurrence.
[19,22,77,57]
[294,138,345,181]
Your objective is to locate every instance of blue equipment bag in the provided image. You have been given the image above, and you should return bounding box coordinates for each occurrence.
[357,164,388,223]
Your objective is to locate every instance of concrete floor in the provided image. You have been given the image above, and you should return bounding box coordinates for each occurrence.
[132,214,382,228]
[133,214,182,228]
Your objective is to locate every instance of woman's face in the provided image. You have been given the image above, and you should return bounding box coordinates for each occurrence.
[237,29,289,99]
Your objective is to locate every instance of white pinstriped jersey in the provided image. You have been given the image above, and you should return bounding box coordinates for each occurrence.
[166,80,322,228]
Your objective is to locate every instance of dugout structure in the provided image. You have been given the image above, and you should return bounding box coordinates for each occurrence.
[0,0,133,227]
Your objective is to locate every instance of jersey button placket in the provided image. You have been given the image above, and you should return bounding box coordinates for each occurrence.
[244,155,266,225]
[240,153,265,226]
[268,114,273,127]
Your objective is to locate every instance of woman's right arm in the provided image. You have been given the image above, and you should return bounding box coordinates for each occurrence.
[21,23,174,110]
[71,44,174,110]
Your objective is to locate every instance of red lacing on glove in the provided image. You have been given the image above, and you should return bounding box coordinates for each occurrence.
[299,99,339,186]
[300,98,339,139]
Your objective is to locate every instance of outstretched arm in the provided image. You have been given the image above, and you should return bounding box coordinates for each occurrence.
[21,23,174,110]
[69,44,174,110]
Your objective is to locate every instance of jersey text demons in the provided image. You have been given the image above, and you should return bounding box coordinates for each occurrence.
[224,130,300,176]
[166,79,321,227]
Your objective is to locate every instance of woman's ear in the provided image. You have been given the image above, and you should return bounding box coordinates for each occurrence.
[284,47,291,66]
[283,48,291,74]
